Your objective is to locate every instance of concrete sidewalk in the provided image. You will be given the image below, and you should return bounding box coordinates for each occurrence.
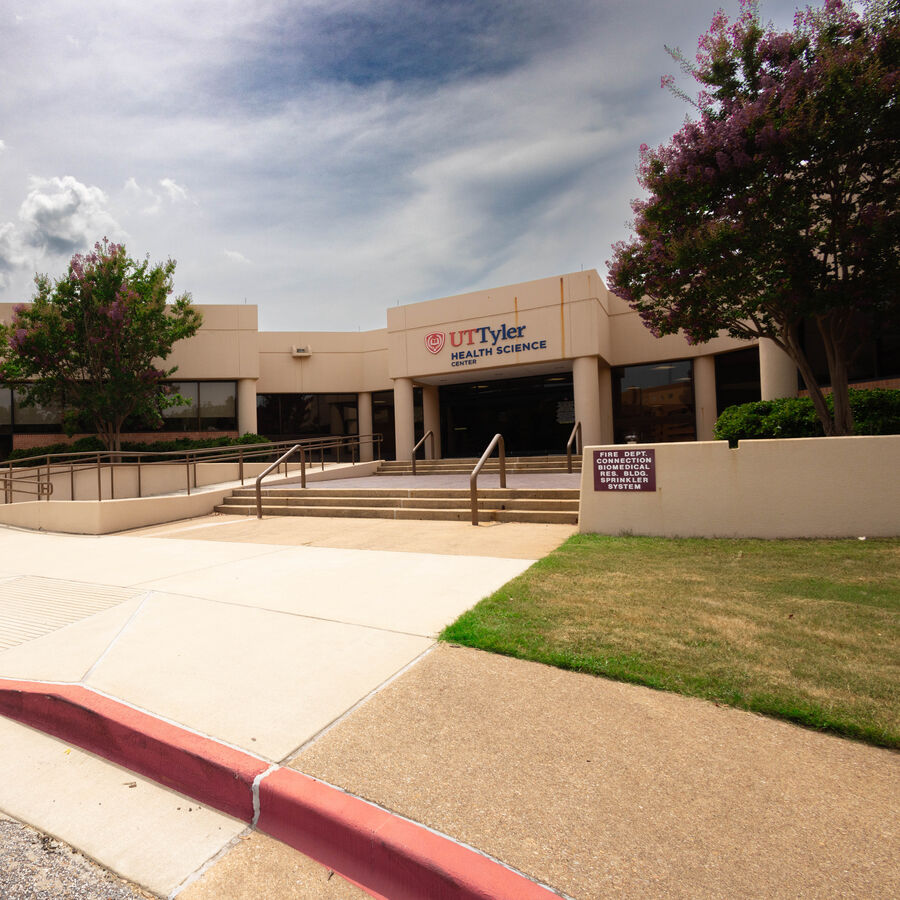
[0,517,897,898]
[0,521,543,896]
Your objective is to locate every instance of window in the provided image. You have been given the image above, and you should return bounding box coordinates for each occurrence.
[0,388,11,428]
[715,347,761,415]
[612,361,695,443]
[162,382,237,431]
[255,394,358,440]
[10,389,63,433]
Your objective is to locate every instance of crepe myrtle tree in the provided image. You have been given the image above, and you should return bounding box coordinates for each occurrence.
[607,0,899,435]
[0,239,202,452]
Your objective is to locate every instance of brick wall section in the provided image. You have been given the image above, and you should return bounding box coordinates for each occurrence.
[12,431,239,451]
[798,378,900,396]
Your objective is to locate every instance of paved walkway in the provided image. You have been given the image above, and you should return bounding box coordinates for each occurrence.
[0,516,896,898]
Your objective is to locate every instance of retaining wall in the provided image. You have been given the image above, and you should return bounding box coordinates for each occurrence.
[579,435,900,538]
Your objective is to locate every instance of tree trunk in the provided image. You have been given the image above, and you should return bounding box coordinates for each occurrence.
[779,323,836,436]
[817,314,855,436]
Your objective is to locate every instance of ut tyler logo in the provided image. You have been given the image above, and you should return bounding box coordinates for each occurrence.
[424,332,445,354]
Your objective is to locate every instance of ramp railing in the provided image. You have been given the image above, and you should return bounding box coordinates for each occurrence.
[1,433,383,505]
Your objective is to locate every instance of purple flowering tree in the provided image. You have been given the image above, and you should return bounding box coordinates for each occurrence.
[607,0,899,435]
[0,239,202,451]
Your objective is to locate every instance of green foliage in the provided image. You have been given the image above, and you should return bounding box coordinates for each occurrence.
[0,239,202,451]
[5,432,271,464]
[607,0,900,436]
[714,389,900,445]
[851,387,900,435]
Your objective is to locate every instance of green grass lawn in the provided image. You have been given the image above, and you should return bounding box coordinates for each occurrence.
[441,535,900,748]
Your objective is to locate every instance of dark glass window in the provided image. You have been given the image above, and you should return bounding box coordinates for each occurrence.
[439,374,574,458]
[162,382,237,431]
[11,389,63,432]
[162,382,199,431]
[254,394,358,441]
[0,388,11,428]
[799,314,900,387]
[199,382,236,430]
[372,391,395,460]
[715,347,761,415]
[612,361,695,443]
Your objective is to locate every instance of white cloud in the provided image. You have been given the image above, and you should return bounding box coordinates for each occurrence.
[18,175,122,256]
[0,222,29,289]
[0,0,806,323]
[123,177,163,215]
[159,177,189,202]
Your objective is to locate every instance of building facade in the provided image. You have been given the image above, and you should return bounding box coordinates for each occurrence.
[2,270,897,460]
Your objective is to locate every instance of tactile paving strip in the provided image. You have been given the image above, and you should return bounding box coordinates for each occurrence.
[0,577,139,650]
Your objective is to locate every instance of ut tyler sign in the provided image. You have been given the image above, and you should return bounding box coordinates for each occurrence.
[424,323,547,368]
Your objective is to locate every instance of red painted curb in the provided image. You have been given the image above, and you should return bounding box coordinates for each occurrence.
[0,679,560,900]
[0,679,266,822]
[258,767,558,900]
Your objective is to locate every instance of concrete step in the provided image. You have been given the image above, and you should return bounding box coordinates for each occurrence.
[213,503,579,525]
[219,483,580,524]
[220,495,579,512]
[231,487,580,500]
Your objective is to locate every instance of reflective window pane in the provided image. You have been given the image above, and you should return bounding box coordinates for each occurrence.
[0,388,11,426]
[199,382,236,429]
[613,361,695,443]
[12,389,63,430]
[162,382,199,431]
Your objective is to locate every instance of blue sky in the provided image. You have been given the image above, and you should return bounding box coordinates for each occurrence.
[0,0,802,330]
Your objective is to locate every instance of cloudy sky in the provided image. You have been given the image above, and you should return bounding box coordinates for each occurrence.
[1,0,802,331]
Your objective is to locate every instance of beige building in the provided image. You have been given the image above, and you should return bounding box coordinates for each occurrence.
[2,270,896,460]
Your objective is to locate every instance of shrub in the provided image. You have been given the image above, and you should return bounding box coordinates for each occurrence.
[5,432,271,464]
[850,389,900,435]
[715,389,900,446]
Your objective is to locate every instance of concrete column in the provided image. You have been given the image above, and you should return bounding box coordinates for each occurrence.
[393,377,415,461]
[693,354,717,441]
[236,378,257,435]
[357,391,374,461]
[598,363,614,445]
[759,339,798,399]
[421,385,442,459]
[573,355,602,447]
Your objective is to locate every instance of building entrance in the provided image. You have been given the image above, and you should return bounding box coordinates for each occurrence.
[439,373,574,458]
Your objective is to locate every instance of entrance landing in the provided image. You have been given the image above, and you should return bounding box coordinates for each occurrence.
[305,472,581,490]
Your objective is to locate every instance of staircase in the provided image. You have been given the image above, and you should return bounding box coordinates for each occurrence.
[214,456,583,524]
[215,486,579,524]
[378,454,582,476]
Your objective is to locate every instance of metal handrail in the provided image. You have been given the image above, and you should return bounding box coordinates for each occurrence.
[0,473,53,501]
[256,444,305,518]
[566,421,582,473]
[410,430,435,476]
[470,433,506,526]
[1,433,383,505]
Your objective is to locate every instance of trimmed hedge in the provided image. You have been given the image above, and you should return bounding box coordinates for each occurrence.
[5,432,270,463]
[714,389,900,446]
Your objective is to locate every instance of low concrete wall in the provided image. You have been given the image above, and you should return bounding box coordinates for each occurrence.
[1,459,375,503]
[0,461,381,534]
[579,436,900,539]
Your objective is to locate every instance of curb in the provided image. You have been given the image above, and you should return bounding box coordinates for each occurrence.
[0,678,559,900]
